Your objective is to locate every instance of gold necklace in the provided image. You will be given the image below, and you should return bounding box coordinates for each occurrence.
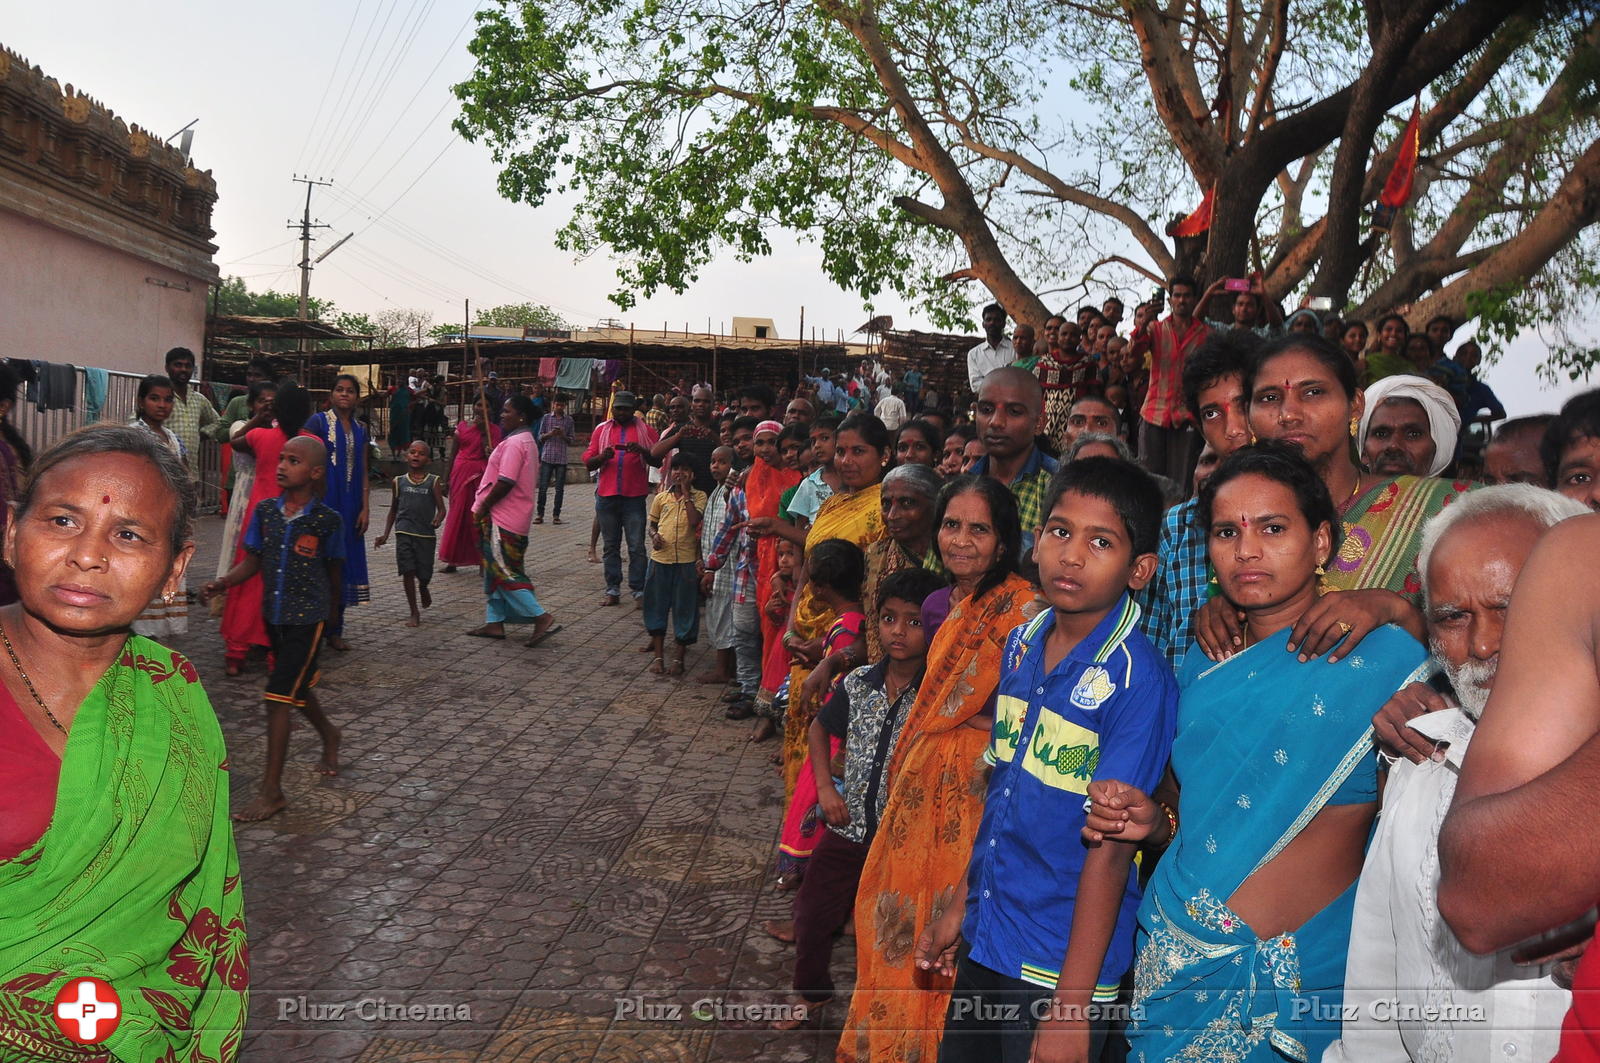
[0,618,66,734]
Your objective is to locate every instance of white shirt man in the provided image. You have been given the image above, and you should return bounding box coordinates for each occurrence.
[874,391,908,430]
[1326,486,1591,1063]
[965,336,1014,394]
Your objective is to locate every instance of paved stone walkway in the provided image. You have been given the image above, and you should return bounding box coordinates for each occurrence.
[171,487,853,1061]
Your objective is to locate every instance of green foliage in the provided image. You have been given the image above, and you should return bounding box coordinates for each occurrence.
[454,0,1600,372]
[213,275,333,320]
[472,302,567,330]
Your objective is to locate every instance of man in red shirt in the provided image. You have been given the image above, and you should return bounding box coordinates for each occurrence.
[1129,276,1210,492]
[583,391,661,606]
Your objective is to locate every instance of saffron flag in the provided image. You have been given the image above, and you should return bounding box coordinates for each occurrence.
[1171,187,1215,238]
[1380,102,1422,209]
[1372,101,1422,231]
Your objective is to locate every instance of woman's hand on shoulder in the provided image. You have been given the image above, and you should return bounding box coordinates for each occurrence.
[1192,596,1245,661]
[1082,779,1157,844]
[1287,588,1407,664]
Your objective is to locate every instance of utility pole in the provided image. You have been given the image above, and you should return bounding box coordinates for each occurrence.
[288,175,332,351]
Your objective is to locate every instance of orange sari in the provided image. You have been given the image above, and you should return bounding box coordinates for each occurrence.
[837,573,1042,1063]
[747,458,803,699]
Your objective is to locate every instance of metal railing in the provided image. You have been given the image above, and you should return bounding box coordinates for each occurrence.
[10,367,242,513]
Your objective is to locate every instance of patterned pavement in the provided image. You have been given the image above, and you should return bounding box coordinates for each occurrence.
[171,486,851,1062]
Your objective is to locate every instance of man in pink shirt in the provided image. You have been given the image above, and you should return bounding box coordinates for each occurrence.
[583,391,661,606]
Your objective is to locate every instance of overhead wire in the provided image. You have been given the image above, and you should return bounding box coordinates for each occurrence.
[307,0,403,179]
[292,0,368,176]
[320,0,441,181]
[335,1,487,194]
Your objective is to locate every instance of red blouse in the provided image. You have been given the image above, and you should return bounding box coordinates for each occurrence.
[0,680,61,860]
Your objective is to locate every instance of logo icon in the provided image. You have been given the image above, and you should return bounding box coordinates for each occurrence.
[53,977,121,1044]
[1069,666,1115,711]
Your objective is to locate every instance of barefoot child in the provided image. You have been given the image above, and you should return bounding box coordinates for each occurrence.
[765,566,948,1027]
[917,458,1177,1062]
[643,456,706,676]
[374,440,445,626]
[202,436,344,822]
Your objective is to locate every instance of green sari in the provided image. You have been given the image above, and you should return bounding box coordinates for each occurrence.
[0,637,246,1062]
[1326,475,1473,601]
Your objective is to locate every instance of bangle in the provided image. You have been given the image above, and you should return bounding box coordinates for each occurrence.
[1158,802,1178,845]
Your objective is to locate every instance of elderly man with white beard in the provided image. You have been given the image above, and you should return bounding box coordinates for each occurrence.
[1325,484,1591,1063]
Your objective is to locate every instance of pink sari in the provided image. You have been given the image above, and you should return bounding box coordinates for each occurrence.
[776,610,862,878]
[438,420,503,566]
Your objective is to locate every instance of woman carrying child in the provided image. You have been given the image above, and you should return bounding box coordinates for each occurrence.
[772,539,865,888]
[780,414,891,804]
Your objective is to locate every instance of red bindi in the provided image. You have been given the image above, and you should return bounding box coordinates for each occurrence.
[1239,515,1250,528]
[102,495,110,504]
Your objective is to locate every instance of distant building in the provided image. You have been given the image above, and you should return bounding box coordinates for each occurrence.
[0,45,218,374]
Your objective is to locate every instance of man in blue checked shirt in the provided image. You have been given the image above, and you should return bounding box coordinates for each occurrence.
[1135,330,1260,665]
[917,458,1178,1063]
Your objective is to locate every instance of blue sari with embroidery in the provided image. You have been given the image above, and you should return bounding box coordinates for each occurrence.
[303,412,370,618]
[1128,625,1429,1063]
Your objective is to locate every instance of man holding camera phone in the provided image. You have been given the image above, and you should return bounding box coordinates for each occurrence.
[1196,274,1285,338]
[1129,275,1211,493]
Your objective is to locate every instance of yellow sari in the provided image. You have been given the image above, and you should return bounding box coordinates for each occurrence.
[781,484,884,799]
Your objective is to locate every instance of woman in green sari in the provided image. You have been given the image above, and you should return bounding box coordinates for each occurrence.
[0,425,246,1061]
[1194,333,1468,663]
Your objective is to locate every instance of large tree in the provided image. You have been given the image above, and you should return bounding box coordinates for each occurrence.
[455,0,1600,371]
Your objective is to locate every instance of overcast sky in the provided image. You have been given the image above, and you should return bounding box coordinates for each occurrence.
[7,0,1594,417]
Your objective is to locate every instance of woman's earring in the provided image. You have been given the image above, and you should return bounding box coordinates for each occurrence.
[1349,416,1359,438]
[1316,562,1336,595]
[161,591,177,605]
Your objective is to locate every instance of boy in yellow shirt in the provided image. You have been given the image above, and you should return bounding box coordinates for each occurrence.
[645,455,707,676]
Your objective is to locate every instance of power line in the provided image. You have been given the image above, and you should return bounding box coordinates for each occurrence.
[307,0,402,178]
[324,180,606,320]
[325,97,455,229]
[292,0,368,175]
[321,0,443,182]
[336,1,486,194]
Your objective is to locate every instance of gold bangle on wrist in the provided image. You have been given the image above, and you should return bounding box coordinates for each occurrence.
[1158,802,1178,845]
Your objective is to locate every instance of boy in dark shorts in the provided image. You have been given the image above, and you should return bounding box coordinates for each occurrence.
[374,439,446,626]
[203,436,345,822]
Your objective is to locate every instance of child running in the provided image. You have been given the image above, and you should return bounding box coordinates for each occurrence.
[374,440,445,627]
[917,457,1178,1062]
[644,455,707,676]
[766,565,948,1027]
[203,436,345,822]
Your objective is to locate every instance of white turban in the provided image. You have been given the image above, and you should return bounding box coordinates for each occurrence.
[1359,374,1462,477]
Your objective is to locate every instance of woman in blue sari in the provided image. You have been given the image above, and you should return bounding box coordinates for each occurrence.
[303,373,371,650]
[1084,442,1429,1062]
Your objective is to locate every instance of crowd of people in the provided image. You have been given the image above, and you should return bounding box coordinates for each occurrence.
[1,293,1600,1062]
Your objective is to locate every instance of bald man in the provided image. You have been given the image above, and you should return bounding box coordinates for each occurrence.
[971,367,1057,554]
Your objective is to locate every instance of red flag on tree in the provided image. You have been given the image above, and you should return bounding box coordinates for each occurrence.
[1170,187,1215,238]
[1372,102,1422,231]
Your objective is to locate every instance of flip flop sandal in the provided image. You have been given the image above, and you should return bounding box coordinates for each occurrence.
[524,624,564,648]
